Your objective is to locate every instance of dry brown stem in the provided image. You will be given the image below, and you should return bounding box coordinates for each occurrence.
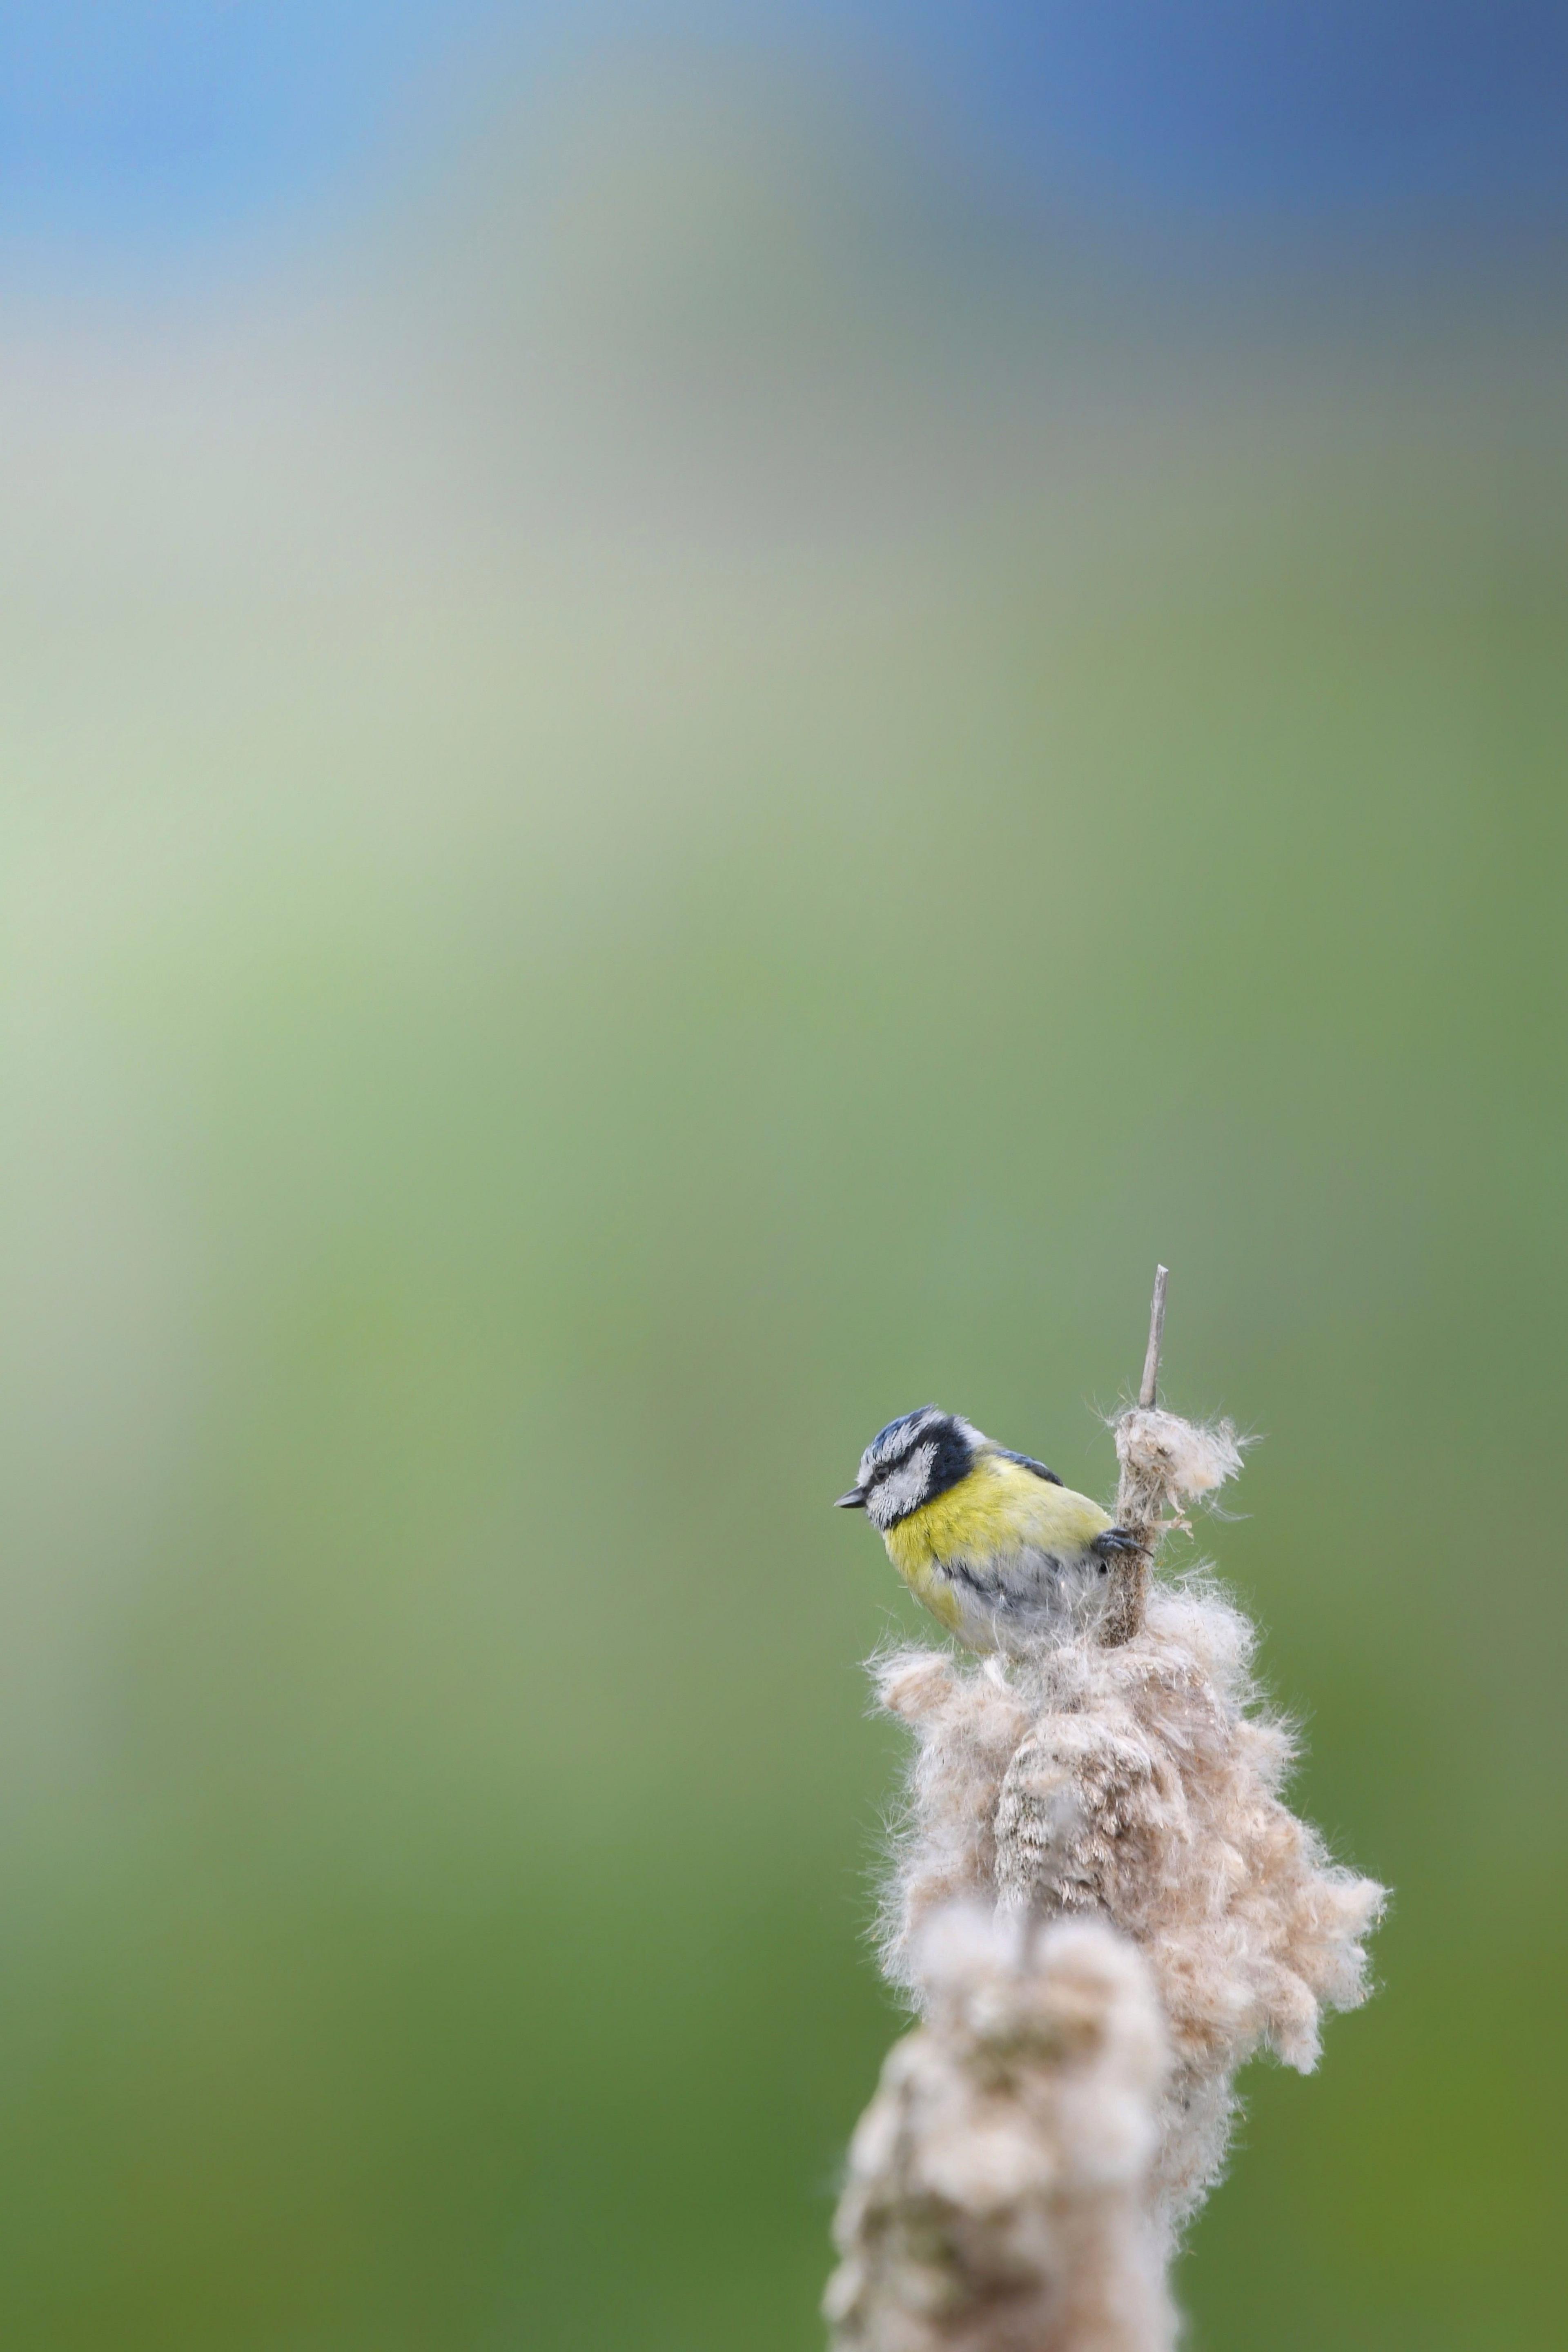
[1102,1267,1171,1647]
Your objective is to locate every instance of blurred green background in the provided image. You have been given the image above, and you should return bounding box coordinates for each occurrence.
[0,10,1565,2348]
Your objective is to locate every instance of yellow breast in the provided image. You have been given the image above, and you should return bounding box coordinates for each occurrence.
[883,1452,1112,1588]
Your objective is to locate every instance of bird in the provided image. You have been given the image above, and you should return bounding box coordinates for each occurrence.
[835,1406,1138,1651]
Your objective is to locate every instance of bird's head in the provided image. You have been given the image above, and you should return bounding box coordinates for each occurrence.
[835,1407,982,1530]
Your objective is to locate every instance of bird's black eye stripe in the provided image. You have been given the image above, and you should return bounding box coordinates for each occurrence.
[864,1441,917,1490]
[859,1408,976,1516]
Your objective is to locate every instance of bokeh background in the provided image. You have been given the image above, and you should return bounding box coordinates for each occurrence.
[1,6,1564,2347]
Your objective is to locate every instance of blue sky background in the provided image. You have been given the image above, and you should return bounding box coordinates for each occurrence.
[2,1,1566,262]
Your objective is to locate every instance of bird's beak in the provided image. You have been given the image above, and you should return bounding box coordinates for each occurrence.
[834,1487,868,1509]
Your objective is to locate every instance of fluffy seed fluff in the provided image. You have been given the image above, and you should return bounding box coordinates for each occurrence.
[1112,1406,1245,1507]
[825,1909,1176,2352]
[828,1405,1385,2347]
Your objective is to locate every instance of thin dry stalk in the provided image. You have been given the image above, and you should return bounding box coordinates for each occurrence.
[1102,1266,1171,1646]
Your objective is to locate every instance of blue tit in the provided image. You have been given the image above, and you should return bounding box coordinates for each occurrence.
[835,1406,1138,1651]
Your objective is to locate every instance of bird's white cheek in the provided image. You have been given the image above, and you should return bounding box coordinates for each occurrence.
[867,1446,936,1528]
